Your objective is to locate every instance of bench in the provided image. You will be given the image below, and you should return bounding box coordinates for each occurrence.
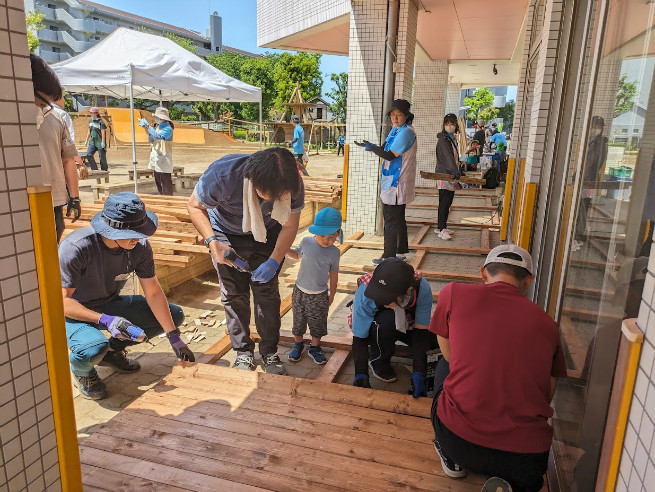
[172,166,184,177]
[178,173,202,189]
[88,170,109,185]
[128,169,155,181]
[92,179,155,200]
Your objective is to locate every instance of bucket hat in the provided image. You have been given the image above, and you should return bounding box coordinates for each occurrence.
[154,107,171,121]
[309,207,342,236]
[89,106,99,114]
[91,192,158,240]
[291,115,300,123]
[483,244,534,275]
[387,99,414,124]
[365,258,415,306]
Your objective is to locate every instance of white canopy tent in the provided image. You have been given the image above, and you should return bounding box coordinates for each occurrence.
[51,28,263,191]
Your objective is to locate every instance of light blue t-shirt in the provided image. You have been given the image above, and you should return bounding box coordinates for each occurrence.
[293,125,305,155]
[351,277,433,338]
[490,132,507,146]
[295,236,340,293]
[381,124,417,187]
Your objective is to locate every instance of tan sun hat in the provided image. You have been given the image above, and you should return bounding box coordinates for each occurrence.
[154,107,171,121]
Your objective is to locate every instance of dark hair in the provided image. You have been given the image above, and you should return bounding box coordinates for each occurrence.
[244,147,301,199]
[591,116,604,129]
[442,114,459,134]
[30,54,63,100]
[484,252,532,281]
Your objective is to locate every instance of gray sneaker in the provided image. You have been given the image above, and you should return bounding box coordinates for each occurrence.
[262,353,286,375]
[233,353,256,371]
[73,369,108,400]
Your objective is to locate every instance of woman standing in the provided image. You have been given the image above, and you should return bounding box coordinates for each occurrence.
[434,113,461,240]
[139,107,174,195]
[357,99,417,264]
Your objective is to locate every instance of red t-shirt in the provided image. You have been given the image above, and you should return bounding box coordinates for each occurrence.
[429,281,567,454]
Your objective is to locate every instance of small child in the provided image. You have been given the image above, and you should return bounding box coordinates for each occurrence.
[286,207,342,364]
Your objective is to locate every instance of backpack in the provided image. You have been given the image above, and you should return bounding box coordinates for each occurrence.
[483,166,501,189]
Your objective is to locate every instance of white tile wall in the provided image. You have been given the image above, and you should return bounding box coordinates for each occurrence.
[394,0,417,101]
[0,2,61,490]
[444,83,461,116]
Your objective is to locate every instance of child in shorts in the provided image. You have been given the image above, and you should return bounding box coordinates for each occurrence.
[286,207,341,364]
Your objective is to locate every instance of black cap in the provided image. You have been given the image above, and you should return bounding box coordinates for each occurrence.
[444,113,457,123]
[364,258,415,306]
[387,99,414,124]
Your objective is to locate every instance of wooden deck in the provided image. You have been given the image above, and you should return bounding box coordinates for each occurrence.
[79,363,486,491]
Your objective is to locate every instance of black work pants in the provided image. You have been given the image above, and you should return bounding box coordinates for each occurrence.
[575,196,592,241]
[154,171,174,196]
[212,224,283,357]
[337,144,344,156]
[383,203,408,258]
[54,206,65,243]
[437,189,455,231]
[352,308,435,375]
[430,358,549,492]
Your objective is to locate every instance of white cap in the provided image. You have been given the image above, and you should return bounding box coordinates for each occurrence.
[483,244,534,275]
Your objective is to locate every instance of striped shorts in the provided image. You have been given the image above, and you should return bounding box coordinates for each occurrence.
[292,285,329,338]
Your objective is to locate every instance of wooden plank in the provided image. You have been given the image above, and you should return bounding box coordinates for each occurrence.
[481,228,490,250]
[562,307,623,323]
[407,203,497,211]
[420,170,486,185]
[409,224,431,248]
[195,335,232,365]
[315,349,350,383]
[409,250,426,269]
[406,219,500,230]
[338,263,480,283]
[82,463,184,492]
[145,205,193,222]
[345,239,490,255]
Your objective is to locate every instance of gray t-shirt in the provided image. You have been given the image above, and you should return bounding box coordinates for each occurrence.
[295,236,340,293]
[59,227,156,308]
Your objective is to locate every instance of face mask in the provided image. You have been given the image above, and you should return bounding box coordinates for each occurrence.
[590,128,602,137]
[397,289,414,308]
[154,117,162,125]
[445,125,456,134]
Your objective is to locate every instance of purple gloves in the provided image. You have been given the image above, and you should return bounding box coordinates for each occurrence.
[251,258,279,283]
[166,329,195,362]
[98,314,146,342]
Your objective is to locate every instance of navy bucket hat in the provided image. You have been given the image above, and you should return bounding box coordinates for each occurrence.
[91,192,158,240]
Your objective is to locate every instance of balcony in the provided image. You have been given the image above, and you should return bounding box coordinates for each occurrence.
[61,30,94,53]
[55,8,95,33]
[37,29,63,43]
[37,50,70,63]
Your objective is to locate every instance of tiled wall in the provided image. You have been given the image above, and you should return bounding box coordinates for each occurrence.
[256,0,350,47]
[343,0,388,234]
[393,0,417,101]
[444,83,461,116]
[0,1,61,491]
[412,60,448,188]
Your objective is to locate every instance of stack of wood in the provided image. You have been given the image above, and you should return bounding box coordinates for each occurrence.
[62,194,213,292]
[302,177,342,204]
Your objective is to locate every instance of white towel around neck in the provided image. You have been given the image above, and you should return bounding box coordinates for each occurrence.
[242,178,292,243]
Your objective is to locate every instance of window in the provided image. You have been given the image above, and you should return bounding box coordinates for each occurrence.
[94,36,100,40]
[49,25,58,31]
[47,4,56,8]
[92,16,99,21]
[52,46,61,52]
[633,128,639,133]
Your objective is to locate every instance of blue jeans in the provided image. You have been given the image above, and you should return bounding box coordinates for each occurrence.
[86,143,108,171]
[65,295,184,376]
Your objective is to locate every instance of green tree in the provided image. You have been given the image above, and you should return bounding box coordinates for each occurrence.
[478,106,499,123]
[326,72,347,122]
[496,100,515,131]
[463,88,495,121]
[26,10,45,53]
[168,105,185,120]
[614,73,637,118]
[165,33,199,55]
[272,52,322,109]
[239,56,275,121]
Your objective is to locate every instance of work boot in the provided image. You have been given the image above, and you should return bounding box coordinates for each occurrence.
[98,349,141,373]
[73,370,108,400]
[233,353,256,371]
[368,360,397,382]
[262,353,286,375]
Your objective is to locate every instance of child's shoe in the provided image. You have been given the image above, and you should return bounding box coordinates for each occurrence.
[288,342,305,362]
[308,345,327,365]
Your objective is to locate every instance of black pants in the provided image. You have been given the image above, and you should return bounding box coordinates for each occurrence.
[575,196,591,241]
[213,224,283,357]
[337,144,344,156]
[352,308,435,375]
[154,171,174,196]
[383,203,408,258]
[86,143,108,171]
[437,189,455,231]
[54,206,65,243]
[431,358,549,492]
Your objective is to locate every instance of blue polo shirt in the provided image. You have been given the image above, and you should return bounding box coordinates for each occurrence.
[382,125,416,187]
[293,125,305,155]
[194,154,305,235]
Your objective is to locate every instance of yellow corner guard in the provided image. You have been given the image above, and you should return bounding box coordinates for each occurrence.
[518,183,537,251]
[341,143,349,221]
[27,186,82,491]
[500,157,515,241]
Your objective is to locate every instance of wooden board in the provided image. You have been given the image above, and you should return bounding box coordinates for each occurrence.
[80,363,486,491]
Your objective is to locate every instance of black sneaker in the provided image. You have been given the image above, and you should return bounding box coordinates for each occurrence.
[368,360,397,382]
[73,370,108,400]
[233,353,256,371]
[433,438,466,478]
[482,477,513,492]
[262,353,286,375]
[98,349,140,373]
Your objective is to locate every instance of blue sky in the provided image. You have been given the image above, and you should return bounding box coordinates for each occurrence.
[93,0,349,98]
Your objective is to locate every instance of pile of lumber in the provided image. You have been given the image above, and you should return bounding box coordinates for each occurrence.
[302,177,342,204]
[62,194,213,292]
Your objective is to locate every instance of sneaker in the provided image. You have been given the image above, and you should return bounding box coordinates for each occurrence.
[262,353,286,375]
[438,230,452,241]
[372,257,383,265]
[443,228,454,235]
[395,254,407,261]
[98,349,140,373]
[308,345,327,365]
[233,353,256,371]
[288,342,305,362]
[482,477,513,492]
[368,360,397,382]
[73,370,108,400]
[433,438,466,478]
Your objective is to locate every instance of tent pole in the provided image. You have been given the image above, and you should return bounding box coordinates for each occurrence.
[259,101,263,150]
[129,79,138,194]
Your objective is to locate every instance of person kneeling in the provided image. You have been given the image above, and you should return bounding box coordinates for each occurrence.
[429,245,567,492]
[349,258,435,397]
[59,193,194,400]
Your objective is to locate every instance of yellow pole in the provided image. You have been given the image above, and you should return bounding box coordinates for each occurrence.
[341,143,349,221]
[518,183,537,251]
[500,157,515,241]
[27,186,82,491]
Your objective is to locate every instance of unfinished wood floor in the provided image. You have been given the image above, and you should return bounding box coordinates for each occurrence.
[80,363,486,491]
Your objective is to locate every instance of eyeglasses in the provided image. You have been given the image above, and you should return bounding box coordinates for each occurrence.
[34,92,54,116]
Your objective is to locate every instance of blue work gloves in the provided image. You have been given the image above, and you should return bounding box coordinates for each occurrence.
[99,314,146,342]
[354,140,375,151]
[410,372,427,398]
[138,118,149,128]
[166,328,195,362]
[353,374,371,388]
[251,258,279,283]
[100,140,106,150]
